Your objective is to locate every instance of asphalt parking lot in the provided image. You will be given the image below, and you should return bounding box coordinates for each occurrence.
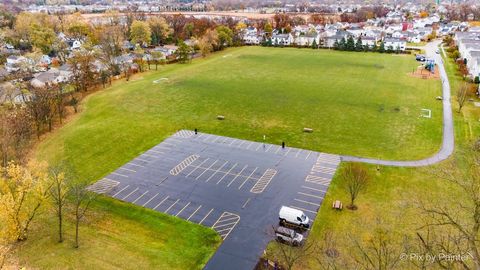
[88,130,341,270]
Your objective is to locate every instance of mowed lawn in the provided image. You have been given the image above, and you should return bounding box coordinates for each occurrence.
[15,197,221,270]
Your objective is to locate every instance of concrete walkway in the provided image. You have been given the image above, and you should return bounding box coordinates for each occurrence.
[342,41,455,167]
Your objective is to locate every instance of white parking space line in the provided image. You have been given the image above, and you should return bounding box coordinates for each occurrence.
[132,191,149,203]
[175,202,191,217]
[284,147,292,156]
[143,153,159,158]
[119,167,136,172]
[289,205,317,214]
[217,163,238,184]
[301,185,326,192]
[228,139,236,146]
[196,160,219,180]
[205,161,229,182]
[294,198,320,207]
[136,158,150,162]
[295,149,302,158]
[275,146,282,154]
[186,158,210,177]
[165,199,180,213]
[237,140,245,147]
[199,208,214,225]
[142,193,159,207]
[128,162,145,168]
[112,172,128,178]
[298,192,324,199]
[238,167,258,189]
[246,141,254,150]
[153,196,170,210]
[305,151,313,160]
[149,150,164,154]
[112,185,130,197]
[255,143,263,151]
[123,187,139,200]
[187,205,202,221]
[227,165,248,187]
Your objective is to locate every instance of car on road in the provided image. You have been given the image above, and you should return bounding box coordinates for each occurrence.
[415,54,426,61]
[279,206,310,228]
[275,226,304,246]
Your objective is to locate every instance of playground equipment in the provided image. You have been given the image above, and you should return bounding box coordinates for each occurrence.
[425,58,435,73]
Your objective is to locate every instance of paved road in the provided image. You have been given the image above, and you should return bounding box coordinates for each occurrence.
[342,40,455,167]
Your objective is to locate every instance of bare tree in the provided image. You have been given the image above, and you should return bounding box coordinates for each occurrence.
[49,166,69,243]
[350,225,404,270]
[315,230,344,270]
[70,181,97,248]
[342,163,369,210]
[418,149,480,269]
[457,83,469,113]
[265,226,317,270]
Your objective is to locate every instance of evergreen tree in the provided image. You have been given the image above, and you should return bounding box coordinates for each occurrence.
[371,42,378,52]
[333,39,339,50]
[311,39,318,49]
[339,37,347,51]
[355,36,363,51]
[346,36,355,51]
[379,41,385,53]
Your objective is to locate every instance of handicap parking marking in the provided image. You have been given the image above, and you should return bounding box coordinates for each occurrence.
[265,144,273,152]
[153,195,170,210]
[250,169,277,193]
[305,174,331,186]
[212,212,241,240]
[86,178,120,194]
[142,193,160,207]
[170,155,200,176]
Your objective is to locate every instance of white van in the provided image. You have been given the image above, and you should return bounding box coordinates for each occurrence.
[278,206,310,228]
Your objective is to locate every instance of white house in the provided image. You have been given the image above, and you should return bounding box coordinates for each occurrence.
[30,68,70,88]
[243,33,263,45]
[383,38,406,51]
[295,34,319,47]
[271,34,294,46]
[5,55,29,72]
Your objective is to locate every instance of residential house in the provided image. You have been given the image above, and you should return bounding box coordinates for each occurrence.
[383,38,406,51]
[271,34,294,46]
[5,55,29,73]
[30,68,70,88]
[295,33,319,47]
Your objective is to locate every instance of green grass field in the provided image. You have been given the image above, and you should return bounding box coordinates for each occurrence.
[14,197,221,270]
[264,48,480,269]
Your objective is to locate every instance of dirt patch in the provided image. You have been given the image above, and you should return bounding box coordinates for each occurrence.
[408,66,440,80]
